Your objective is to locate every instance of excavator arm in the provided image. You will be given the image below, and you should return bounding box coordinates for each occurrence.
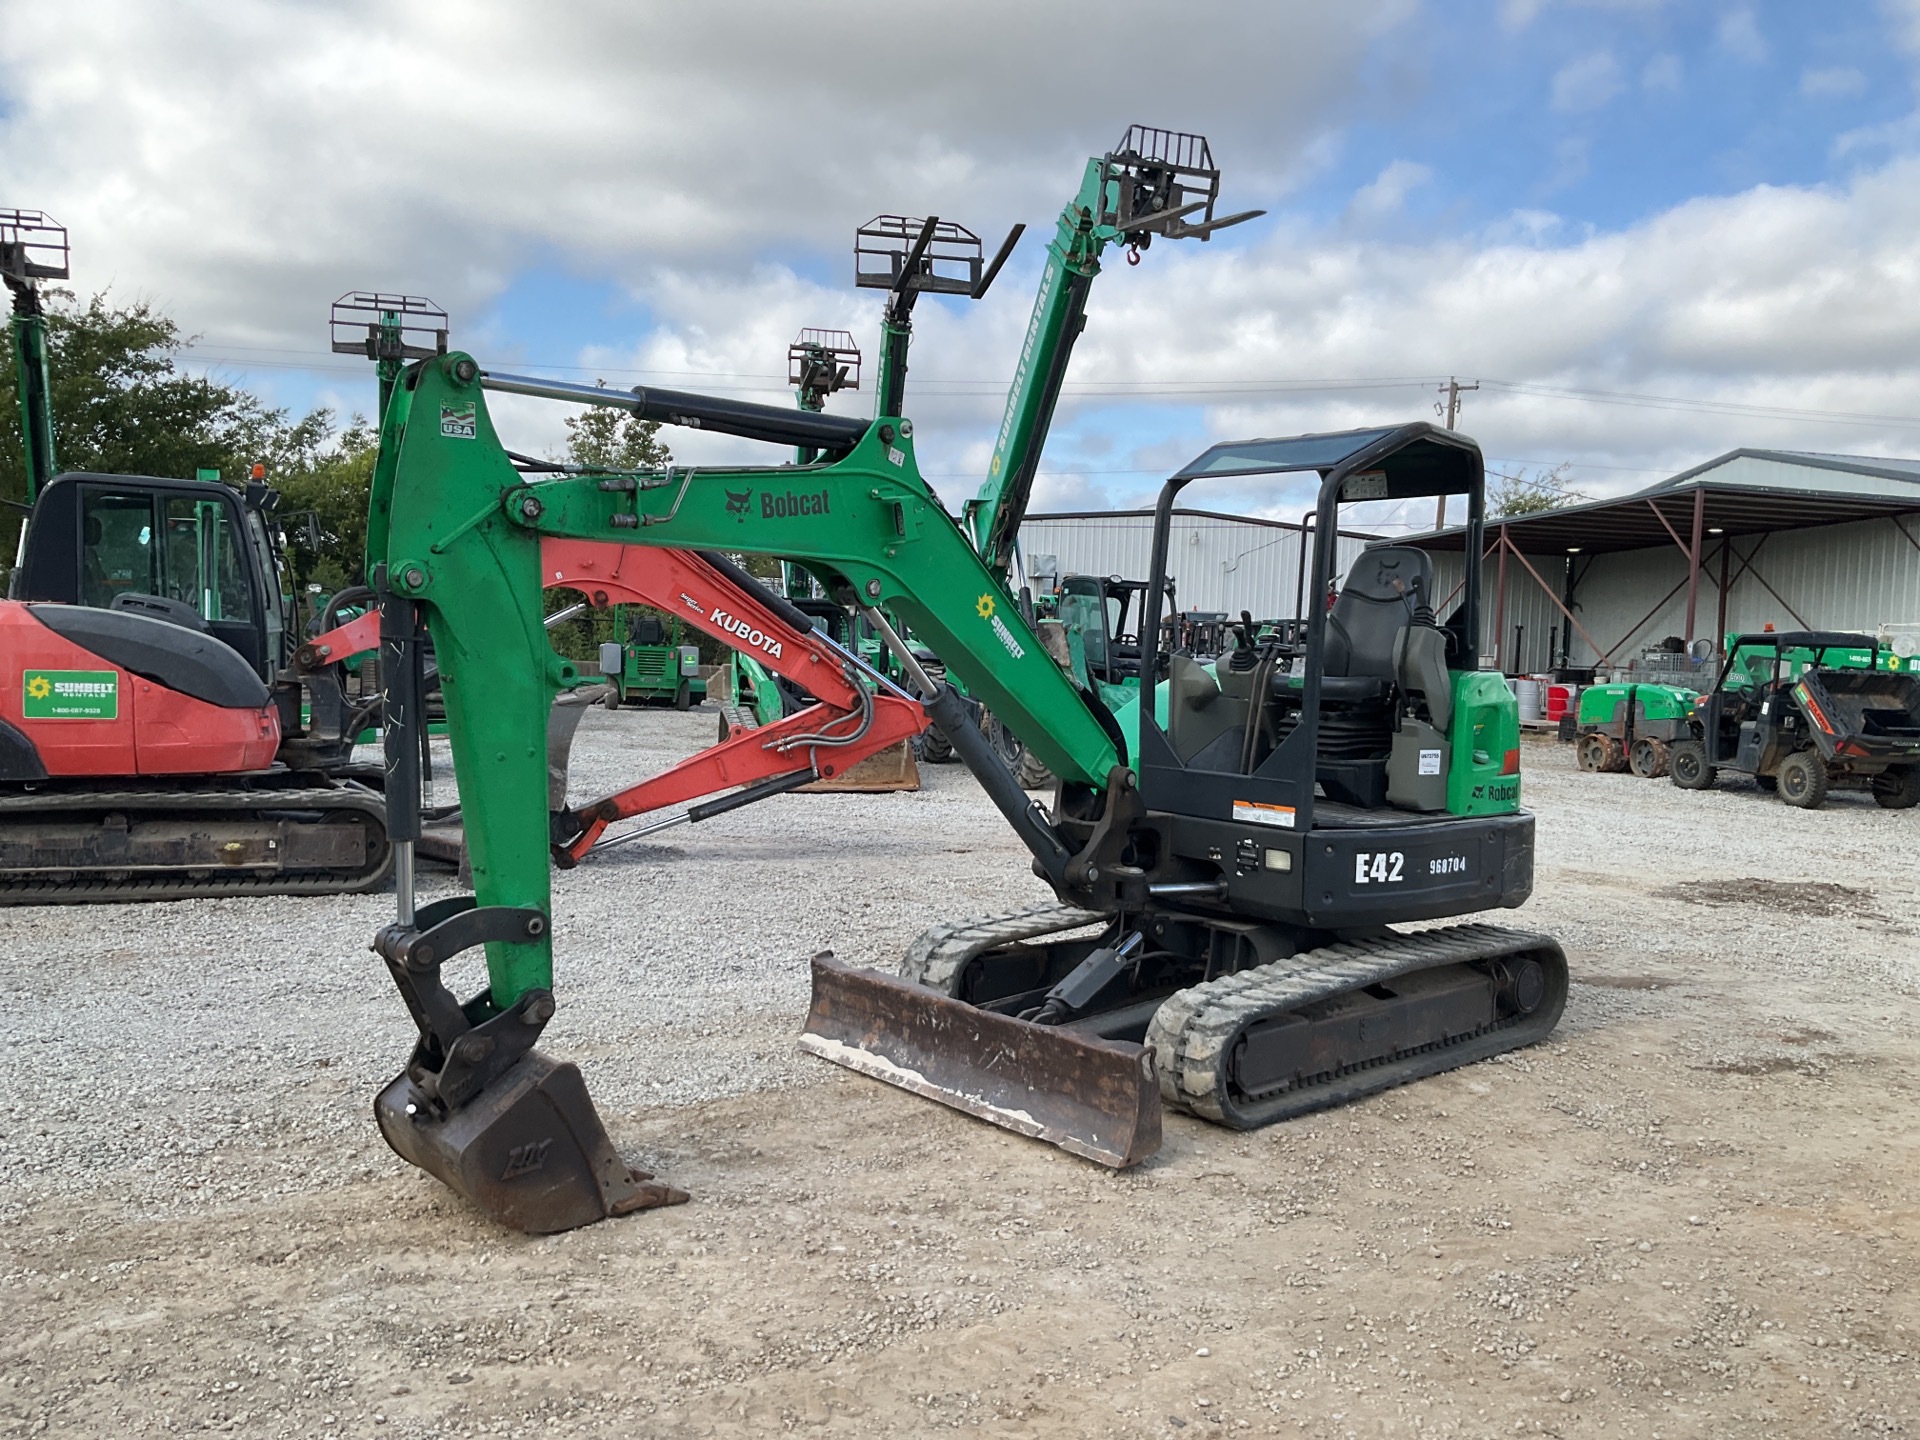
[364,354,1135,1230]
[539,540,927,862]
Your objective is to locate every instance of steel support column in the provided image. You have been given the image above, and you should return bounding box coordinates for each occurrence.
[1683,486,1706,643]
[1500,542,1611,666]
[1715,537,1731,657]
[1493,525,1510,671]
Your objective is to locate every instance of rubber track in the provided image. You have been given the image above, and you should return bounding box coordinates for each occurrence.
[900,904,1110,994]
[1146,923,1568,1128]
[0,784,393,905]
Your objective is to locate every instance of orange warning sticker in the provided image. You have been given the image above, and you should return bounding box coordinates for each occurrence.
[1232,799,1296,829]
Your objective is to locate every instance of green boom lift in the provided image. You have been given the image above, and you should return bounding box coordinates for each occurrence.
[2,209,67,515]
[364,127,1564,1234]
[889,126,1265,782]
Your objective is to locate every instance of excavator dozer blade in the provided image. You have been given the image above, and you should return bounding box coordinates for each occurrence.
[799,739,921,792]
[375,1050,687,1234]
[798,953,1161,1168]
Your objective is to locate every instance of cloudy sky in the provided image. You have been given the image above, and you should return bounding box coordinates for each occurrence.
[4,0,1919,531]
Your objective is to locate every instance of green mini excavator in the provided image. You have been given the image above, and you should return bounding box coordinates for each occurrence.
[363,127,1566,1233]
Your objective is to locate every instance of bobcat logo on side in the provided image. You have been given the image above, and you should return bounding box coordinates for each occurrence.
[724,489,753,521]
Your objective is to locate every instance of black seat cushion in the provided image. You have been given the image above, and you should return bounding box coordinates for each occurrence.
[29,604,269,711]
[1324,547,1432,680]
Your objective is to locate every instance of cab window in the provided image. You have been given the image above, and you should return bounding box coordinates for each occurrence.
[161,495,254,623]
[78,487,254,623]
[79,491,160,607]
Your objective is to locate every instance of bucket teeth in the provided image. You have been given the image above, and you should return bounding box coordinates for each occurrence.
[799,953,1161,1168]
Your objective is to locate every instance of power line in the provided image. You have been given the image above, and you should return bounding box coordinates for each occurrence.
[177,342,1920,433]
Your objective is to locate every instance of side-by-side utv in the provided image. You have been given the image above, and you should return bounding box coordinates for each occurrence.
[1670,631,1920,808]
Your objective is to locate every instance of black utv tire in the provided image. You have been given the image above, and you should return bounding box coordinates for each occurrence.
[1014,748,1054,790]
[1777,750,1829,809]
[674,680,692,711]
[916,728,956,764]
[1669,739,1716,790]
[1872,765,1920,810]
[983,711,1054,790]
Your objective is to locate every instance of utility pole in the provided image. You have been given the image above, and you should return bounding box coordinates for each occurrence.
[1433,376,1478,530]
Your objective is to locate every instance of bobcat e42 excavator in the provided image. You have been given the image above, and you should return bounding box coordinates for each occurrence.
[359,125,1567,1234]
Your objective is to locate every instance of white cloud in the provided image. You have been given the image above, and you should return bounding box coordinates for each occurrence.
[1551,50,1625,112]
[1802,65,1868,99]
[8,0,1920,521]
[1716,8,1769,64]
[1642,52,1684,94]
[593,147,1920,522]
[0,1,1413,352]
[1347,160,1434,222]
[1882,0,1920,57]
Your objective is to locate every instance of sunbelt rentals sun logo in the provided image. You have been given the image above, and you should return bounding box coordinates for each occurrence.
[22,669,119,720]
[977,593,1025,660]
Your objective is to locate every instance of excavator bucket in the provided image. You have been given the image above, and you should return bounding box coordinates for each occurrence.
[799,738,921,792]
[798,953,1160,1167]
[375,1051,687,1234]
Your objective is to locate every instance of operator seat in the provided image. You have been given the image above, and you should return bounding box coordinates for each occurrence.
[1317,547,1432,806]
[1323,548,1430,691]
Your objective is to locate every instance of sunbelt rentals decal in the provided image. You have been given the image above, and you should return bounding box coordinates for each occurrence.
[23,669,119,720]
[977,593,1025,659]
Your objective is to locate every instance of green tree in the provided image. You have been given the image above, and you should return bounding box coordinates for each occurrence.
[0,288,333,562]
[562,387,671,470]
[1490,462,1583,518]
[544,384,678,661]
[273,419,379,595]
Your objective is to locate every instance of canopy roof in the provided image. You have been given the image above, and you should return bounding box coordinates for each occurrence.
[1173,422,1481,502]
[1412,448,1920,555]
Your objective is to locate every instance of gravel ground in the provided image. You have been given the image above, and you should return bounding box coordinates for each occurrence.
[3,711,1919,1438]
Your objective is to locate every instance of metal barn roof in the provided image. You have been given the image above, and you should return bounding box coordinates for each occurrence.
[1413,448,1920,555]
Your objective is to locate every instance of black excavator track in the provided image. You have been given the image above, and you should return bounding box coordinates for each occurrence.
[868,908,1566,1149]
[0,781,392,904]
[1147,923,1568,1127]
[900,903,1110,994]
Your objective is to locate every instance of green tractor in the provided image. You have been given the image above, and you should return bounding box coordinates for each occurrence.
[599,606,705,710]
[1050,573,1164,713]
[1571,681,1698,778]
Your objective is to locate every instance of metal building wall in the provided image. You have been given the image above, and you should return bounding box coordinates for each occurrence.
[1020,511,1372,619]
[1428,512,1920,672]
[1426,550,1566,672]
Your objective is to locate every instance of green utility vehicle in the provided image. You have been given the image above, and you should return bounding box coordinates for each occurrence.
[599,606,705,710]
[1572,681,1698,778]
[1670,631,1920,807]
